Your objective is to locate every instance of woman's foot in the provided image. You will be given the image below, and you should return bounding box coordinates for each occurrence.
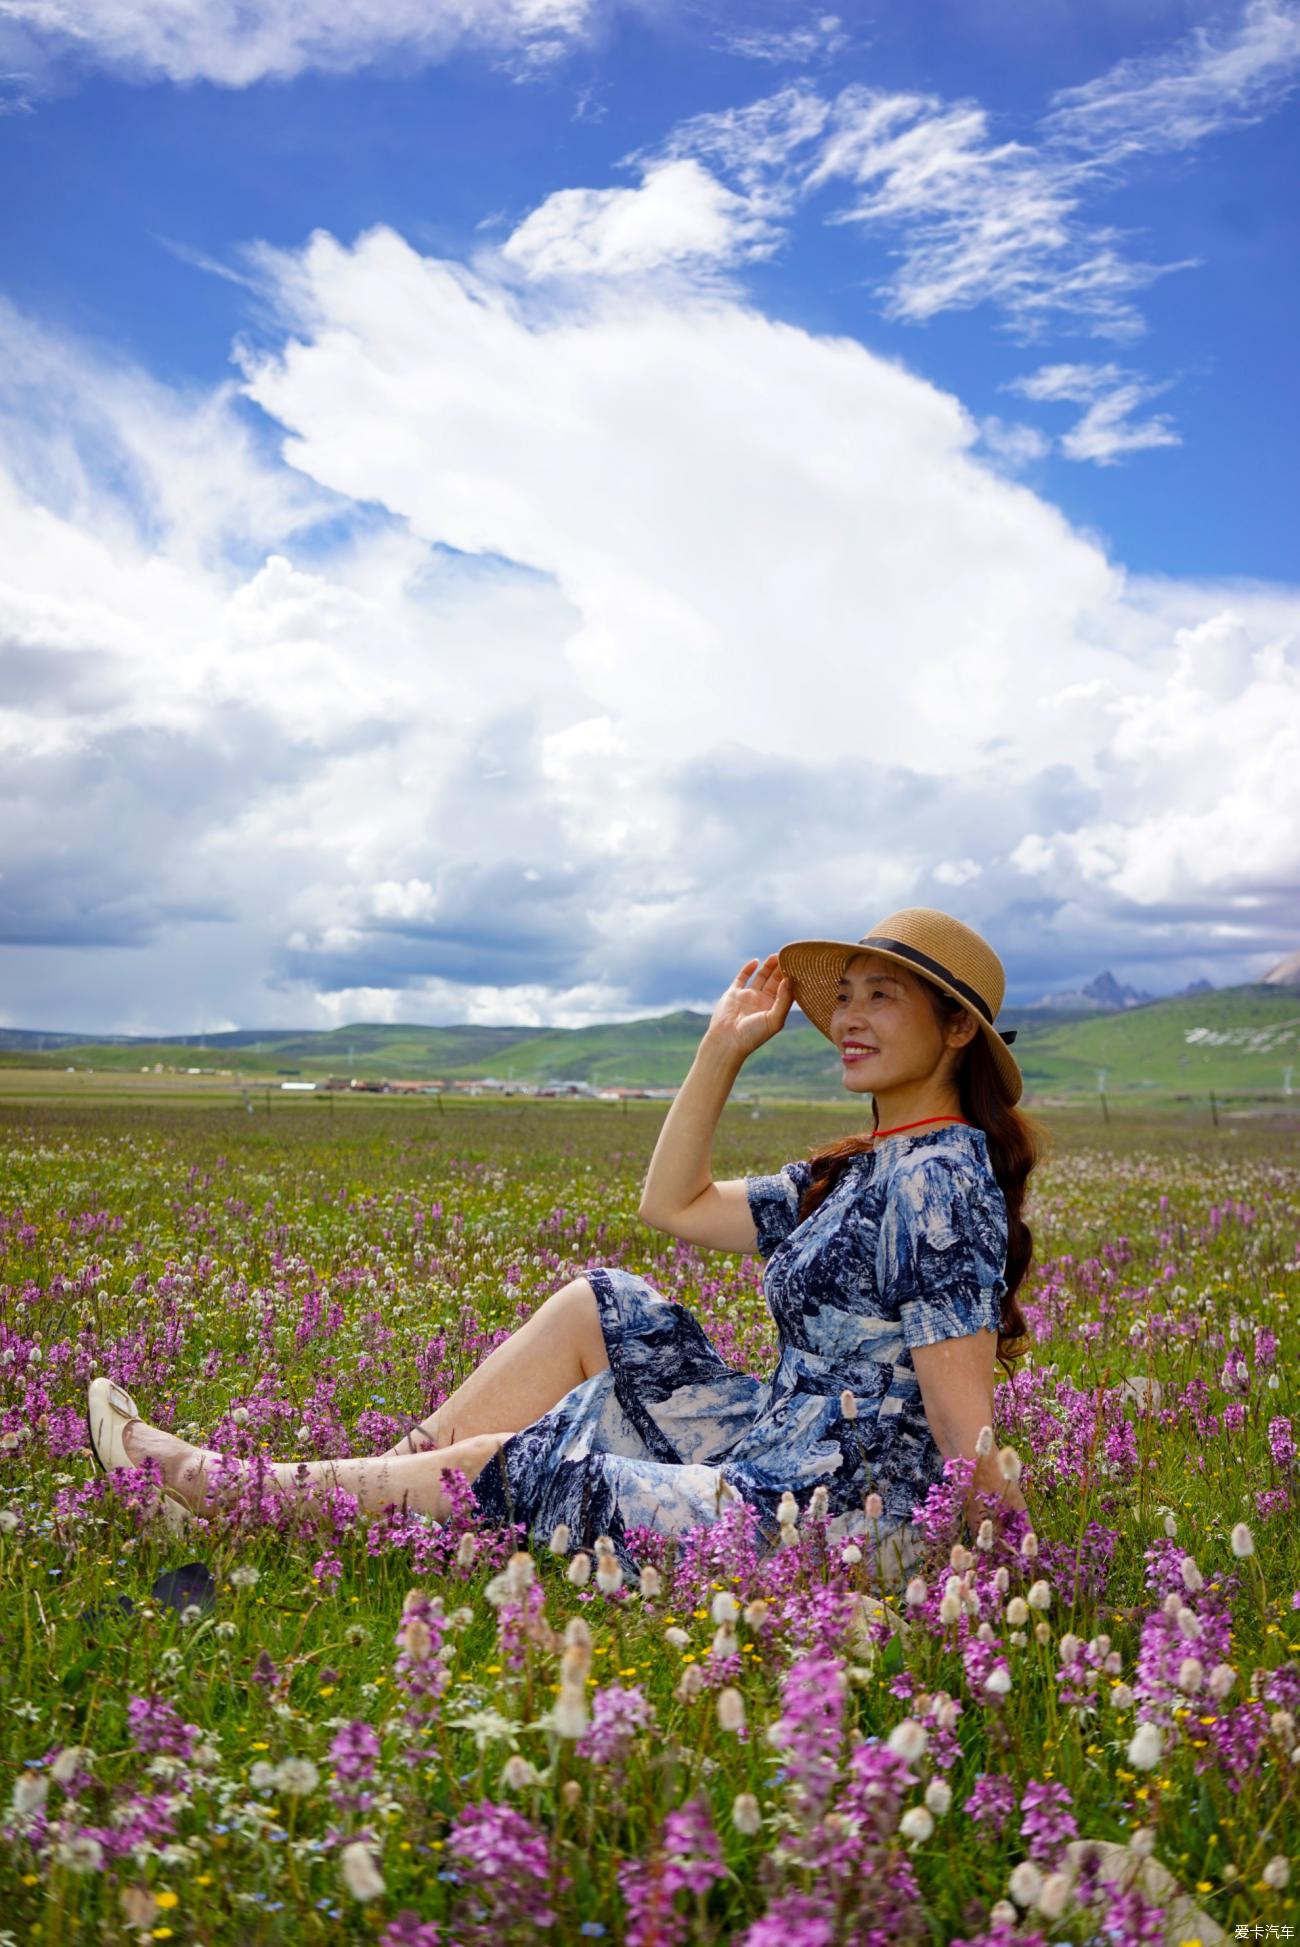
[120,1419,222,1514]
[86,1377,205,1533]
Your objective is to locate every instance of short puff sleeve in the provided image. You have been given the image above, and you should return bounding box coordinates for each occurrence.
[876,1154,1008,1351]
[744,1158,813,1260]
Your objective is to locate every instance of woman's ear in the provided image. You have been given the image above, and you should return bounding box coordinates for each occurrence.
[950,1009,981,1048]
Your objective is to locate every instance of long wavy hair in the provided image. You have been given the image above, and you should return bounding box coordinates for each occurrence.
[794,974,1050,1380]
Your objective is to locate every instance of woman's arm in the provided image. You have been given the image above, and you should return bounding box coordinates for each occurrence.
[637,953,793,1250]
[911,1329,1029,1533]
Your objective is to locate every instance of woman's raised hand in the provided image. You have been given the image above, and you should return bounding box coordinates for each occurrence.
[705,954,795,1061]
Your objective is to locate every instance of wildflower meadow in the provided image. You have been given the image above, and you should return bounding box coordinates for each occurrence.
[1,1097,1297,1945]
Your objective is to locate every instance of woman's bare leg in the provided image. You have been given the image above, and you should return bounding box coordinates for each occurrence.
[121,1420,510,1523]
[384,1274,609,1456]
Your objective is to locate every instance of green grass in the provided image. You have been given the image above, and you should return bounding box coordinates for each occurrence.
[3,981,1299,1102]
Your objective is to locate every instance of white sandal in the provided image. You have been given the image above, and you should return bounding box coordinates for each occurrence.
[86,1377,192,1534]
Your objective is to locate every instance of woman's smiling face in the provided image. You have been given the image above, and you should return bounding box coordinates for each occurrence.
[829,951,969,1099]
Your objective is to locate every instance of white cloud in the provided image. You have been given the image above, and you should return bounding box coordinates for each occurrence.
[1042,0,1300,160]
[1009,606,1300,904]
[500,158,782,281]
[634,82,829,210]
[1060,388,1180,464]
[635,3,1300,341]
[657,81,1195,340]
[2,234,1298,1033]
[933,858,983,886]
[718,12,851,66]
[0,0,601,87]
[978,416,1051,471]
[237,224,1118,781]
[1005,360,1181,464]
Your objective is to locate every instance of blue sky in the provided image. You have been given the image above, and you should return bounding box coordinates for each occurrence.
[1,0,1298,1034]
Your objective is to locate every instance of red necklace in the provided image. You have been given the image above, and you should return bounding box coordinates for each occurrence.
[871,1115,971,1139]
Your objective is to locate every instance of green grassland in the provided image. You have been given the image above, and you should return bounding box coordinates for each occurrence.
[2,983,1298,1103]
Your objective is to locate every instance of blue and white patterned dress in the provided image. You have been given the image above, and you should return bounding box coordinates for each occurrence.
[469,1122,1009,1584]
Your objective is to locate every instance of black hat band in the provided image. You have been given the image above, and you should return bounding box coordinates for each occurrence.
[857,932,1016,1044]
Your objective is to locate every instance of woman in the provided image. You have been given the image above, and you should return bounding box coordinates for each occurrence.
[88,906,1043,1584]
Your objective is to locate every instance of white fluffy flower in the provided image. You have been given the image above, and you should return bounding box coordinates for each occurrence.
[275,1757,319,1796]
[664,1626,690,1648]
[596,1556,624,1595]
[840,1389,858,1420]
[1035,1869,1074,1920]
[716,1688,746,1732]
[711,1591,740,1626]
[1180,1556,1204,1592]
[51,1746,92,1786]
[552,1683,589,1739]
[230,1564,261,1589]
[1230,1522,1255,1559]
[886,1718,928,1764]
[975,1424,994,1457]
[566,1553,591,1588]
[984,1665,1012,1696]
[732,1791,762,1835]
[456,1532,479,1569]
[864,1492,884,1520]
[923,1778,952,1816]
[1127,1721,1164,1771]
[639,1565,662,1599]
[1026,1580,1052,1611]
[561,1642,592,1685]
[1262,1855,1291,1890]
[676,1665,707,1703]
[340,1841,385,1902]
[501,1754,539,1790]
[1207,1663,1236,1701]
[548,1523,571,1554]
[1177,1657,1205,1694]
[505,1551,535,1595]
[899,1805,933,1844]
[1008,1859,1043,1908]
[53,1835,103,1872]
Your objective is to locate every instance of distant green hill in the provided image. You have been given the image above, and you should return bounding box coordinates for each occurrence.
[2,982,1297,1100]
[1002,983,1300,1096]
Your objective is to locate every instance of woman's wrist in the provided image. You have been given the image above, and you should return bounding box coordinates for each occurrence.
[697,1030,748,1075]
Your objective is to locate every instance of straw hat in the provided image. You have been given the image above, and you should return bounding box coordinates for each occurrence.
[778,906,1023,1105]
